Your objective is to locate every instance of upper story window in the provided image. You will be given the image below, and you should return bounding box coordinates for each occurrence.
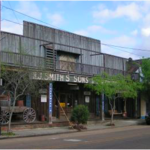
[57,51,79,72]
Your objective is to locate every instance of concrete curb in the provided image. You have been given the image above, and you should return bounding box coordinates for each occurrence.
[0,129,77,140]
[0,121,144,140]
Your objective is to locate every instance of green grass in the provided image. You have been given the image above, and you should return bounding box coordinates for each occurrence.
[1,132,15,136]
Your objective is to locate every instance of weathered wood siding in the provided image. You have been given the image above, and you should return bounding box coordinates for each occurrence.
[1,32,46,57]
[22,21,127,71]
[1,21,127,73]
[20,37,46,57]
[1,32,46,69]
[104,54,127,71]
[23,21,101,53]
[1,32,20,53]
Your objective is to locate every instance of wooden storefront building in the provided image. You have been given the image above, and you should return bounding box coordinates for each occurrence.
[0,21,140,125]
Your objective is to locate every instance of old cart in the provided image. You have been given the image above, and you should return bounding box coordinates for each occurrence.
[0,95,36,125]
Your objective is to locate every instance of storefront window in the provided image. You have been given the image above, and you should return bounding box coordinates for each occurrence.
[57,52,79,72]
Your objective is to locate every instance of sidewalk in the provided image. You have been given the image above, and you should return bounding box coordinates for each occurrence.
[0,119,145,140]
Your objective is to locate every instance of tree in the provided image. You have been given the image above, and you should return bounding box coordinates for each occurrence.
[1,65,47,132]
[86,72,141,125]
[141,58,150,101]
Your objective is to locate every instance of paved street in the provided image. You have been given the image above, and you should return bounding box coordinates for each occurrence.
[0,125,150,149]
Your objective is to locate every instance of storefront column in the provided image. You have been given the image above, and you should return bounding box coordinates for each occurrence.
[49,83,53,124]
[101,93,105,121]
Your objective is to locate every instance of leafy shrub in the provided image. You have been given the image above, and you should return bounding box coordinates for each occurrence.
[70,105,89,124]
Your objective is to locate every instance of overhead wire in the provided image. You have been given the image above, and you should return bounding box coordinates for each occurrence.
[2,18,148,58]
[101,43,150,52]
[1,5,150,57]
[3,18,23,26]
[2,5,64,31]
[7,1,20,24]
[7,1,23,31]
[102,44,142,58]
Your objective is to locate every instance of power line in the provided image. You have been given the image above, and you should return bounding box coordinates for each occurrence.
[1,5,100,42]
[2,18,99,44]
[7,1,22,32]
[2,4,150,54]
[2,19,23,25]
[102,44,142,58]
[7,1,20,24]
[1,19,147,58]
[101,43,150,52]
[2,5,66,32]
[2,4,100,42]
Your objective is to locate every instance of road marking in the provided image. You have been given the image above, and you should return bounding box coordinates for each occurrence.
[64,139,82,142]
[1,126,149,149]
[50,137,59,140]
[48,130,150,149]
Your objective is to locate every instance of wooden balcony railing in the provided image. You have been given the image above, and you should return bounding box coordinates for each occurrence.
[56,60,126,76]
[0,51,47,70]
[0,51,133,77]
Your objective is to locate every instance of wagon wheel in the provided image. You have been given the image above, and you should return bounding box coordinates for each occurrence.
[23,108,36,123]
[0,110,10,125]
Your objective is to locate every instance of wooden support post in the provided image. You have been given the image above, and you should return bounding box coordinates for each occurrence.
[58,100,73,127]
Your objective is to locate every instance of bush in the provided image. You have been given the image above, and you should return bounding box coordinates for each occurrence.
[70,105,90,124]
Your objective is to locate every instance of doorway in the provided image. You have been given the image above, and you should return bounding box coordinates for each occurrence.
[59,93,73,118]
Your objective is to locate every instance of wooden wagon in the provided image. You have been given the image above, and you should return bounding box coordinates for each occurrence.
[0,95,36,125]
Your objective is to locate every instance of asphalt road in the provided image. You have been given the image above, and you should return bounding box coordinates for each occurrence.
[0,125,150,149]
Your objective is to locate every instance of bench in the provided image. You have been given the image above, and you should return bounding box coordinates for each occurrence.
[109,110,123,116]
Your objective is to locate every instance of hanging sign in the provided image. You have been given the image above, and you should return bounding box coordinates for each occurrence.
[49,83,53,124]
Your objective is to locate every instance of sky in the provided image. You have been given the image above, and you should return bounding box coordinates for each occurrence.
[2,1,150,60]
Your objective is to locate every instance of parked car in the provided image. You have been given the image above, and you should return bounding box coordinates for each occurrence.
[145,112,150,125]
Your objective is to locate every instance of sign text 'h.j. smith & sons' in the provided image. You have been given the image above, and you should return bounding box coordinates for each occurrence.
[31,72,89,83]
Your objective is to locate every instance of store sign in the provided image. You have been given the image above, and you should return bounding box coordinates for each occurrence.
[31,72,90,83]
[49,83,53,124]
